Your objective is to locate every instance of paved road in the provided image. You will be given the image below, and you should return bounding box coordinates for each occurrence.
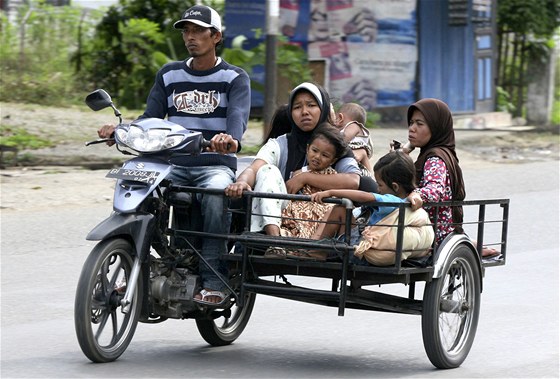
[1,158,558,378]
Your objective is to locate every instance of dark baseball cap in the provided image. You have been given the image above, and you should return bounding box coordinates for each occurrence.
[173,5,222,32]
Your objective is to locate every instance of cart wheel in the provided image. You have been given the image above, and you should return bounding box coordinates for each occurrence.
[196,291,256,346]
[422,244,481,369]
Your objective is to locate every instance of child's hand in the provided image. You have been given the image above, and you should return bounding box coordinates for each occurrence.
[407,192,423,210]
[311,191,330,204]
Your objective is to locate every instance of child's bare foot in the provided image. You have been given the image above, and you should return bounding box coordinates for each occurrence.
[482,246,499,257]
[286,250,327,261]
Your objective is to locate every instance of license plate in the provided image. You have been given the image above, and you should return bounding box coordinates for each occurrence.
[106,168,160,184]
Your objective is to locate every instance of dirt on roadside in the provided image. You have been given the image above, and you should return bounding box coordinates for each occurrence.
[0,101,558,212]
[1,101,559,168]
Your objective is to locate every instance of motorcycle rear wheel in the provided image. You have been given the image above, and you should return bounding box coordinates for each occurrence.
[74,238,142,363]
[196,291,256,346]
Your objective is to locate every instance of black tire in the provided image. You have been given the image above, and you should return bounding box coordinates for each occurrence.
[74,238,142,363]
[422,244,481,369]
[196,291,256,346]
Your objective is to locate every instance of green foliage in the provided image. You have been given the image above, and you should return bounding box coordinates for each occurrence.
[82,0,202,108]
[553,99,560,126]
[497,1,560,118]
[498,0,560,64]
[0,2,102,105]
[498,0,560,37]
[496,86,516,113]
[239,144,261,155]
[221,33,312,93]
[365,111,381,129]
[117,18,168,107]
[0,126,53,149]
[0,0,312,111]
[552,54,560,126]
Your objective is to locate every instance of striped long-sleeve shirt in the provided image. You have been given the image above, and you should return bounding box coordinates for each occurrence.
[139,57,251,171]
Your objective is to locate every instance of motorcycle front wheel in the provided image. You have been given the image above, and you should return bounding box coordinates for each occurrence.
[74,238,142,363]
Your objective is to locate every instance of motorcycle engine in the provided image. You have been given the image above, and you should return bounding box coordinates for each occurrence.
[150,265,200,318]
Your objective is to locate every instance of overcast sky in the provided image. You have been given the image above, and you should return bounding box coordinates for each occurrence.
[72,0,118,9]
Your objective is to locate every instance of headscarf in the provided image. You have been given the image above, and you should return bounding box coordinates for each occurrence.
[407,98,466,229]
[284,82,332,180]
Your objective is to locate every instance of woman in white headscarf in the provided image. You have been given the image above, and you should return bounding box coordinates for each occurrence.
[225,82,361,242]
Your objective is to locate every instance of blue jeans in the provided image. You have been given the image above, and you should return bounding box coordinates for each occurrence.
[168,165,235,292]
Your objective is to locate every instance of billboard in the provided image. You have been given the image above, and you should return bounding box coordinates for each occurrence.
[225,0,417,110]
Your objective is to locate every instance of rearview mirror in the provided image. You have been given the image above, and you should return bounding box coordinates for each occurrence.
[85,89,113,111]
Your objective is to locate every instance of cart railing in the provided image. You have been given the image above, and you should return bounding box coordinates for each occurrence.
[166,186,509,315]
[169,185,509,269]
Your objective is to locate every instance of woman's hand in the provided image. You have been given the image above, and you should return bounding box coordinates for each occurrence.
[224,181,252,198]
[390,140,415,154]
[285,173,306,194]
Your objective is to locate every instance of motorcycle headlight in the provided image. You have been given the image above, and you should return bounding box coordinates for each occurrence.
[116,126,186,152]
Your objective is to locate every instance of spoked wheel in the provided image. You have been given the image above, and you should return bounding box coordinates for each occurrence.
[74,238,142,363]
[196,291,256,346]
[422,244,481,369]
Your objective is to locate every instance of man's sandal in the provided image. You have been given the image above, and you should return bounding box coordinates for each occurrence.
[194,289,230,307]
[264,246,287,258]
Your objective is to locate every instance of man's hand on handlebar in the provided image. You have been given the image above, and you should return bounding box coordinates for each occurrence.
[97,124,116,146]
[209,133,237,154]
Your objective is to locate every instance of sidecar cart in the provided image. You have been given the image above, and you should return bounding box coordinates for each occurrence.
[173,188,508,369]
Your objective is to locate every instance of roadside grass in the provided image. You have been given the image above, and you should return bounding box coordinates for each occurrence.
[552,93,560,126]
[0,126,54,149]
[0,104,266,166]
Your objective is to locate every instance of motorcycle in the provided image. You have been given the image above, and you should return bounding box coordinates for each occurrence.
[74,89,255,363]
[75,90,509,369]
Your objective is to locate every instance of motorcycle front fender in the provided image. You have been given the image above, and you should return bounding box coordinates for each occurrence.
[112,157,174,213]
[86,212,155,260]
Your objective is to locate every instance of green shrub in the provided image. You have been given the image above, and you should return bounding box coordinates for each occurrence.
[0,126,53,149]
[0,3,103,106]
[221,33,313,93]
[496,86,516,114]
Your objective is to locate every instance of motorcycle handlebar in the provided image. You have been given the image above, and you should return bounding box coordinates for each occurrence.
[85,138,229,152]
[201,139,211,150]
[85,138,114,146]
[201,139,232,151]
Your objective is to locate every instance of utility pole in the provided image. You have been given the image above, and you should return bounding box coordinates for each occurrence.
[264,0,279,129]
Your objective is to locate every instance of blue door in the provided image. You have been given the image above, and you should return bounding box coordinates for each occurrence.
[418,0,495,113]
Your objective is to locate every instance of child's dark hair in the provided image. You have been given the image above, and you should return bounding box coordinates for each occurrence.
[263,103,290,143]
[373,150,417,194]
[309,122,347,160]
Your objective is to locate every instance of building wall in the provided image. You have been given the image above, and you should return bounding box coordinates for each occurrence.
[225,0,497,114]
[225,0,418,112]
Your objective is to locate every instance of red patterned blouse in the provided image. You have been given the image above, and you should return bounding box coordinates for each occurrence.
[413,156,454,245]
